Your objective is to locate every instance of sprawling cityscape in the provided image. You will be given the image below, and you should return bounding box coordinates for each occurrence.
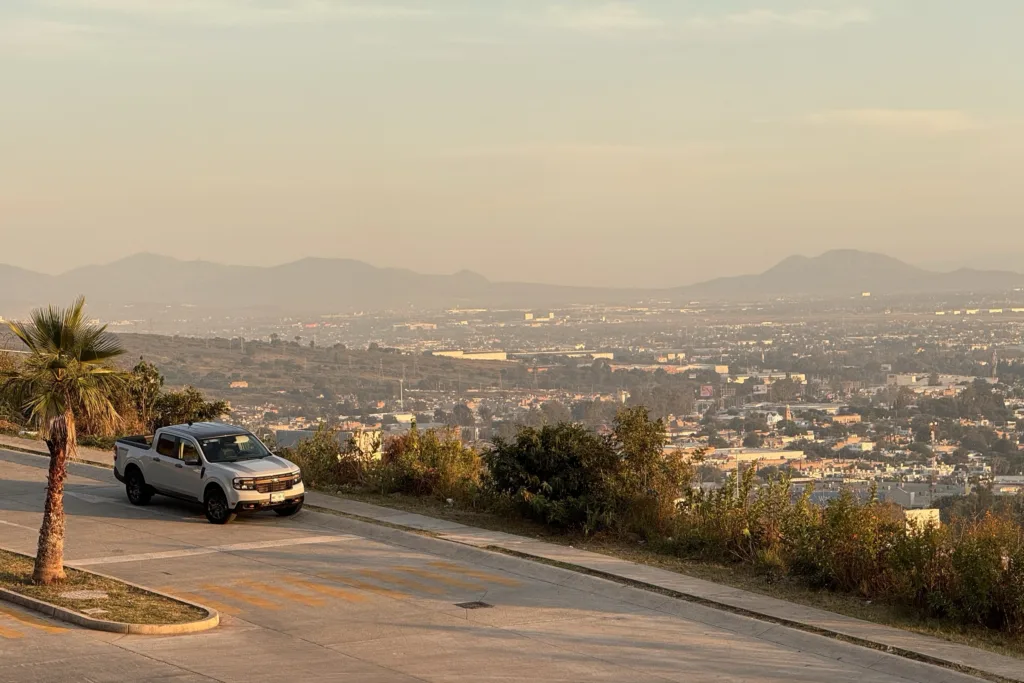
[3,0,1023,680]
[7,283,1024,514]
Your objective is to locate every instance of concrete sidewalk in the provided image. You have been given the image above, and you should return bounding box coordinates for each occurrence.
[0,434,113,467]
[304,490,1024,683]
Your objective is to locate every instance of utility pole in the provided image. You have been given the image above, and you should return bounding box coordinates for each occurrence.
[399,379,404,411]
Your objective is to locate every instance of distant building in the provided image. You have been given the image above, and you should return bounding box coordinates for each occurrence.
[832,414,862,425]
[229,381,249,389]
[432,350,509,362]
[993,476,1024,496]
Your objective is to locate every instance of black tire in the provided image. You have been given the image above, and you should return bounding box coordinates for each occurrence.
[125,468,153,506]
[204,487,237,525]
[274,502,303,517]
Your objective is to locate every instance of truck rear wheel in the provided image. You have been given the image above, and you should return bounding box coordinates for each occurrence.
[125,468,153,505]
[204,487,236,525]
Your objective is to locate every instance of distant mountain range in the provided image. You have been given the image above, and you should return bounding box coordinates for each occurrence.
[1,250,1022,314]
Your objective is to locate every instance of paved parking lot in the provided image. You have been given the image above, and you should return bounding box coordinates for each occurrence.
[0,449,987,683]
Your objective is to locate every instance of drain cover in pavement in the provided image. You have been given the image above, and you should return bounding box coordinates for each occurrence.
[455,601,493,610]
[60,590,109,601]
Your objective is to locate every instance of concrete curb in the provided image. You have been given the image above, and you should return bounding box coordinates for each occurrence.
[0,550,219,635]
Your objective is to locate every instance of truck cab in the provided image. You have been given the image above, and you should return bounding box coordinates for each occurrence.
[114,422,304,524]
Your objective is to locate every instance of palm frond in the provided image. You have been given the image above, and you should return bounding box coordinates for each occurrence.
[2,297,127,436]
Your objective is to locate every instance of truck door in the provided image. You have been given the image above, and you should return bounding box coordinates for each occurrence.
[162,438,204,500]
[149,434,180,492]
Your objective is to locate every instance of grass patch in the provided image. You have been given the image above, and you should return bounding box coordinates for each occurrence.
[327,490,1024,661]
[0,549,207,625]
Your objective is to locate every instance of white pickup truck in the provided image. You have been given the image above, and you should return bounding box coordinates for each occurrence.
[114,422,304,524]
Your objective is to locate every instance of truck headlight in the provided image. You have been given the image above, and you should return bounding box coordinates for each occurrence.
[291,471,302,485]
[233,478,257,491]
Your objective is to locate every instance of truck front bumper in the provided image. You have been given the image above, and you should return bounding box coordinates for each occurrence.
[235,494,304,512]
[228,483,305,511]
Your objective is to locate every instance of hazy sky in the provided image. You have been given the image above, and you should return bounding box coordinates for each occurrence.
[2,1,1022,287]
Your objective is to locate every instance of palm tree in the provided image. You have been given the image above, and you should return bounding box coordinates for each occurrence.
[2,297,126,584]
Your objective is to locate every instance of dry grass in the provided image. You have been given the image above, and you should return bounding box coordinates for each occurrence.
[0,549,207,625]
[331,491,1024,660]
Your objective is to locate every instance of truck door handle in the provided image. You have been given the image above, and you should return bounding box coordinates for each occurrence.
[175,463,184,469]
[151,457,160,462]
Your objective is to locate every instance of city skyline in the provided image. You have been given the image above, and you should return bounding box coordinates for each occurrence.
[3,0,1023,286]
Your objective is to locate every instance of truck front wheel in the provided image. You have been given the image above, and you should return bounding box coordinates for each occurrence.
[204,487,237,525]
[125,468,153,505]
[275,502,303,517]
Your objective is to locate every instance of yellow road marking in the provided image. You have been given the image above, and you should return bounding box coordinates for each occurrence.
[357,569,445,595]
[395,567,488,590]
[0,606,67,634]
[427,561,522,587]
[0,624,24,639]
[318,574,405,599]
[280,577,369,603]
[159,588,241,616]
[236,580,325,607]
[202,584,280,610]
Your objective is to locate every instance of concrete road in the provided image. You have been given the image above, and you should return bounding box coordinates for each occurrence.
[0,449,984,683]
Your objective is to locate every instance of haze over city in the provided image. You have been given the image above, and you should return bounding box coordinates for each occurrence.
[3,0,1023,286]
[6,4,1024,683]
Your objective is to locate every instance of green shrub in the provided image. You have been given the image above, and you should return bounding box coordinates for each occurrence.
[803,492,903,597]
[485,421,618,530]
[376,425,480,502]
[285,425,348,491]
[0,419,20,436]
[485,407,691,535]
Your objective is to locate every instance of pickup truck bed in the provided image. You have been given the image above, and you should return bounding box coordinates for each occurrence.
[116,434,153,447]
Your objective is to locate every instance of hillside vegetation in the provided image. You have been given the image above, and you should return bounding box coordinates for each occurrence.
[288,409,1024,643]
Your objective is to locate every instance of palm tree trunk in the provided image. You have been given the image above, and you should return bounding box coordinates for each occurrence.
[33,411,75,584]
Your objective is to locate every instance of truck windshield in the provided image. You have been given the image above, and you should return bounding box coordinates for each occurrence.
[199,434,271,463]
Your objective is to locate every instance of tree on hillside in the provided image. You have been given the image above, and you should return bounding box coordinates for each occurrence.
[540,400,572,425]
[151,386,230,430]
[478,405,494,427]
[452,403,475,427]
[1,297,127,584]
[0,350,19,424]
[125,360,163,433]
[769,378,800,403]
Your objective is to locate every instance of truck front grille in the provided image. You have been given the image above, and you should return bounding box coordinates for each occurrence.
[253,475,300,493]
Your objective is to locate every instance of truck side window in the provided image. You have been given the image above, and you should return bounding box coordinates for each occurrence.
[156,435,178,458]
[181,442,200,464]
